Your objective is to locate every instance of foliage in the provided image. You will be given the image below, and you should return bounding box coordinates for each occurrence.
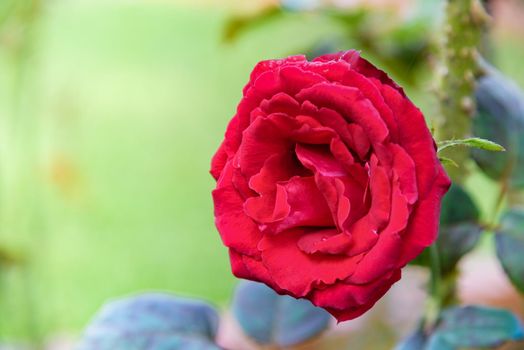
[437,137,505,153]
[77,294,221,350]
[403,306,524,350]
[495,208,524,293]
[412,185,482,276]
[231,280,331,347]
[472,69,524,188]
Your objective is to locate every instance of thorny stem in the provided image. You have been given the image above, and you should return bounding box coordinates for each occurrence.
[436,0,489,182]
[425,0,490,330]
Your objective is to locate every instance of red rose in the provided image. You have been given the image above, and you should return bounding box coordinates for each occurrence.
[211,51,450,322]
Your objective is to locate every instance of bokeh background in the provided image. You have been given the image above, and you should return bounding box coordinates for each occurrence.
[0,0,523,348]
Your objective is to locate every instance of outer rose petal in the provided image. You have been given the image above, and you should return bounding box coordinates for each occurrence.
[398,166,451,265]
[212,164,262,257]
[258,229,364,297]
[313,50,405,95]
[379,83,443,198]
[210,141,227,180]
[229,250,252,279]
[310,269,402,322]
[241,254,288,295]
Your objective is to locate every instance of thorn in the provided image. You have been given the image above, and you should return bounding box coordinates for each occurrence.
[471,0,492,26]
[461,97,475,114]
[464,71,475,84]
[460,47,474,59]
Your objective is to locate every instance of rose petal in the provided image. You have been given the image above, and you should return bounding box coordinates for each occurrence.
[265,176,333,234]
[296,82,389,143]
[242,255,288,295]
[279,65,326,95]
[297,229,352,255]
[330,138,355,170]
[398,167,451,265]
[380,84,443,198]
[213,165,263,257]
[311,269,401,322]
[341,69,399,141]
[390,143,418,204]
[368,155,391,230]
[295,143,347,177]
[346,123,371,160]
[229,250,252,279]
[347,185,410,283]
[260,92,301,115]
[210,141,228,180]
[248,153,297,195]
[244,183,290,224]
[245,55,307,95]
[313,50,361,66]
[237,115,292,178]
[258,229,364,297]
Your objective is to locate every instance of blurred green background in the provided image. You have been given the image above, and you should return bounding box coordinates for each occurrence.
[0,0,523,344]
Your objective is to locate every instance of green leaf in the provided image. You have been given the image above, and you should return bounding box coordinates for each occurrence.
[232,280,331,347]
[437,137,506,153]
[428,306,524,348]
[77,294,221,350]
[495,208,524,293]
[438,156,458,168]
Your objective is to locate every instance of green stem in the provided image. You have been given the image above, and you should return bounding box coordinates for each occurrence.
[424,244,442,330]
[437,0,488,182]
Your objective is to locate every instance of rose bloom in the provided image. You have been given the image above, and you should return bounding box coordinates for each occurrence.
[211,51,450,322]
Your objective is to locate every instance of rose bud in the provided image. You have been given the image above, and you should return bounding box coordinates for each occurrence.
[472,70,524,188]
[211,51,450,322]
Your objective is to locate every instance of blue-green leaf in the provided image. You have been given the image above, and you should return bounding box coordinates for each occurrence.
[411,185,481,271]
[472,69,524,188]
[232,280,331,347]
[425,334,454,350]
[496,208,524,293]
[428,306,524,348]
[395,329,427,350]
[439,184,480,225]
[77,293,221,350]
[437,223,482,274]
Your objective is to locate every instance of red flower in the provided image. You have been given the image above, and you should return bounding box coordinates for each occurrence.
[211,51,450,322]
